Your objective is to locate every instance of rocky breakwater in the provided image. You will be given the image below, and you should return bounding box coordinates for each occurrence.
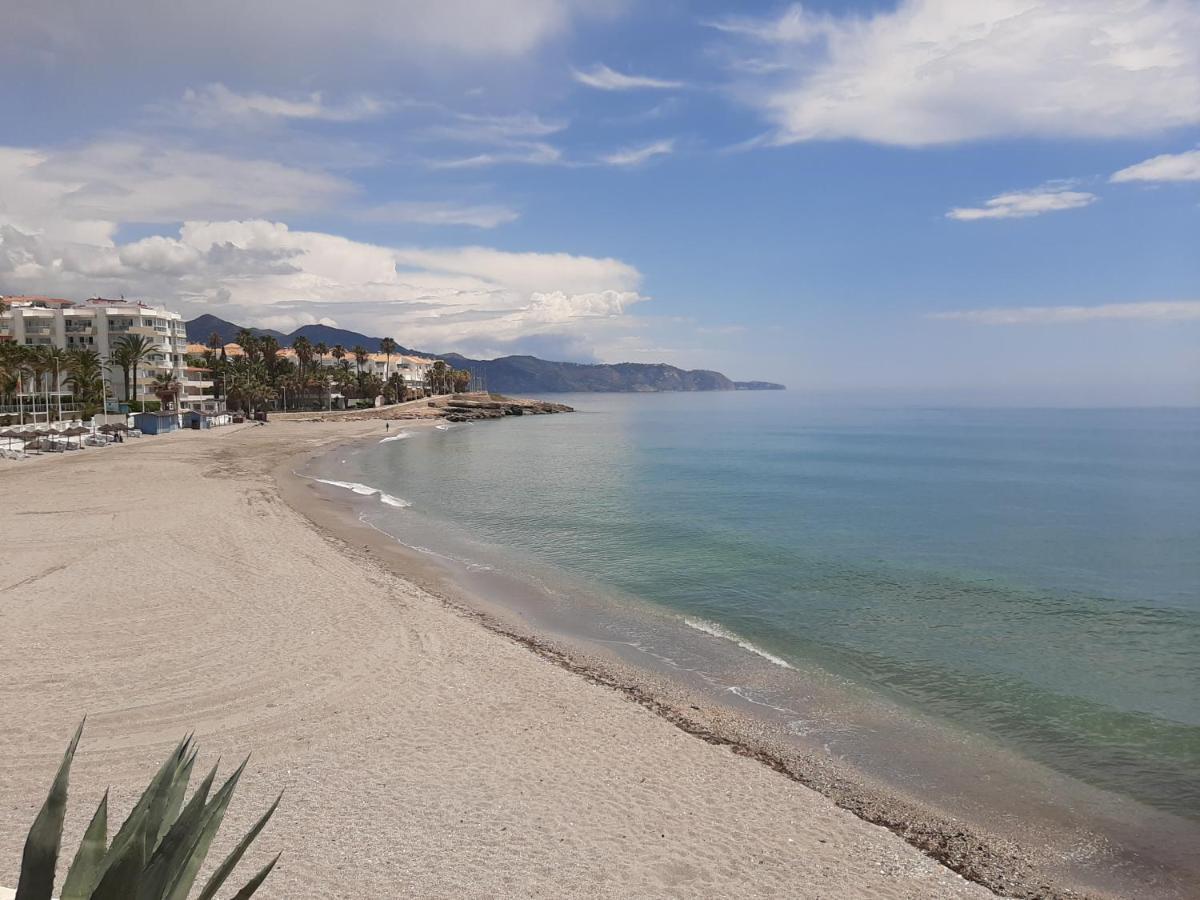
[441,395,574,422]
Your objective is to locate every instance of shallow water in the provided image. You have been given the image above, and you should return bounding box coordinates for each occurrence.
[315,396,1200,827]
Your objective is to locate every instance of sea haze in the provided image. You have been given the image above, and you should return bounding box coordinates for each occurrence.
[311,393,1200,884]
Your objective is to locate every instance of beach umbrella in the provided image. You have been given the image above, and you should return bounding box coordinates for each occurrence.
[0,428,24,452]
[64,425,89,448]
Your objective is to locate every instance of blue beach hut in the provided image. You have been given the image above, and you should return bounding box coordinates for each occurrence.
[132,410,179,435]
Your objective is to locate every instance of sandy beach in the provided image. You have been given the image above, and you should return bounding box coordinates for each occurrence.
[0,417,999,898]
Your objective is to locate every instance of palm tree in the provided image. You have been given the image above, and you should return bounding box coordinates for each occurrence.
[291,337,312,406]
[65,349,105,409]
[207,331,222,352]
[112,333,153,406]
[379,337,396,385]
[331,344,346,372]
[151,371,180,409]
[24,347,51,419]
[44,346,69,418]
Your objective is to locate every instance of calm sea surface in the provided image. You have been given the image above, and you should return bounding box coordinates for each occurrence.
[318,395,1200,822]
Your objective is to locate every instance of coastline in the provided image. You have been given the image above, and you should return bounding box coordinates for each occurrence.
[0,415,993,898]
[284,415,1200,900]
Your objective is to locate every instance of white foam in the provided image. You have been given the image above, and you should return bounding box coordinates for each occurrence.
[727,686,798,715]
[315,478,379,496]
[379,431,412,443]
[434,423,456,431]
[314,478,410,509]
[684,618,794,669]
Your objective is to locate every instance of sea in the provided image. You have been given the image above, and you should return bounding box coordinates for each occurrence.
[307,393,1200,892]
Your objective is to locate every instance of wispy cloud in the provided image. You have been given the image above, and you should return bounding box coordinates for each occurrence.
[360,201,519,228]
[181,84,391,123]
[1111,148,1200,183]
[711,0,1200,146]
[430,144,562,169]
[573,63,684,91]
[424,111,566,169]
[929,301,1200,325]
[600,139,675,167]
[947,186,1097,221]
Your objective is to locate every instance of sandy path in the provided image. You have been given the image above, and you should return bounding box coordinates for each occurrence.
[0,423,991,898]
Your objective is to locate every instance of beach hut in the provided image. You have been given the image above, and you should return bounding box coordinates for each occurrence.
[181,409,227,429]
[132,410,179,436]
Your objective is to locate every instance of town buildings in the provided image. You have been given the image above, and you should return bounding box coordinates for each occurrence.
[1,296,216,412]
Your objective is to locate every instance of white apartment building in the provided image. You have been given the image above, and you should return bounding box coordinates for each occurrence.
[1,296,216,411]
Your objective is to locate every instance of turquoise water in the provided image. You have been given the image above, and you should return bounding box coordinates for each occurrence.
[327,395,1200,821]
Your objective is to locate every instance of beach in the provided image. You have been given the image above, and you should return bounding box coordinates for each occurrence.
[0,418,992,898]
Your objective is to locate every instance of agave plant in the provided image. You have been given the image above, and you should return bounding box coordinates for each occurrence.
[15,721,281,900]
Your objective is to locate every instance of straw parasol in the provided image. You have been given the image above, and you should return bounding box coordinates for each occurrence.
[0,428,25,452]
[63,425,90,448]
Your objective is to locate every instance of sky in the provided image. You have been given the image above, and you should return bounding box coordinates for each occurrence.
[1,0,1198,404]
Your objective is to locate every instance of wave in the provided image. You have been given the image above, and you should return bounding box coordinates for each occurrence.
[315,478,379,496]
[684,618,794,670]
[313,478,411,510]
[379,431,412,443]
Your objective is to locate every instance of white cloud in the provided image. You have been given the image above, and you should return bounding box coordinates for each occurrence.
[181,84,391,124]
[0,135,648,357]
[714,0,1200,146]
[424,112,567,169]
[601,139,676,167]
[573,63,684,91]
[1111,148,1200,182]
[947,185,1097,220]
[3,0,625,68]
[930,300,1200,324]
[361,202,519,228]
[0,143,351,236]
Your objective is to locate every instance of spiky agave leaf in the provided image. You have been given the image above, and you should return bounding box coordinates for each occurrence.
[158,750,197,846]
[163,757,250,900]
[195,791,282,900]
[229,852,282,900]
[59,790,108,900]
[89,819,146,900]
[136,760,225,900]
[15,718,84,900]
[96,760,216,900]
[143,736,195,855]
[98,733,193,880]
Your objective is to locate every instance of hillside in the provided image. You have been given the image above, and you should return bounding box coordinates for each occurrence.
[185,315,785,393]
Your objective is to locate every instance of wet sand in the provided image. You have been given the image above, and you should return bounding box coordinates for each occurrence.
[0,419,992,898]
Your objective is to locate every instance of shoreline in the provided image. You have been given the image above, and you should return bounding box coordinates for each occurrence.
[282,416,1200,900]
[0,415,996,898]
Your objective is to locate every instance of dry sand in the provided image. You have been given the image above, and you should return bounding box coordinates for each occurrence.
[0,420,993,898]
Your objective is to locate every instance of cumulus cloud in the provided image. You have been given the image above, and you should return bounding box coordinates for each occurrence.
[929,300,1200,324]
[600,139,676,167]
[713,0,1200,146]
[0,132,649,358]
[1111,148,1200,182]
[0,215,646,354]
[180,84,391,124]
[947,185,1097,220]
[573,63,684,91]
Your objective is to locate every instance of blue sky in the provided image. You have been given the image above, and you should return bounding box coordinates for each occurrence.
[2,0,1198,403]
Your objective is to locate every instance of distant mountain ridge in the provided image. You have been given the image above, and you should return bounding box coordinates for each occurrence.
[185,314,785,393]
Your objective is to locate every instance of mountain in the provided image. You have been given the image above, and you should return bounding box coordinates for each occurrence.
[185,315,785,393]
